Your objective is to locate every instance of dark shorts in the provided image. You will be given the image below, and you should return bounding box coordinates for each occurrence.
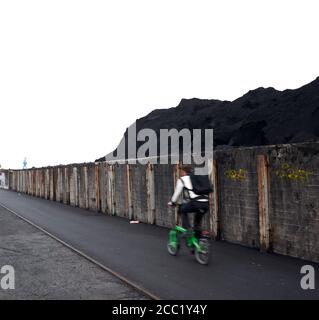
[179,200,209,237]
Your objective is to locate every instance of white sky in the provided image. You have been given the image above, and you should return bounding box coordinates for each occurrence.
[1,0,319,169]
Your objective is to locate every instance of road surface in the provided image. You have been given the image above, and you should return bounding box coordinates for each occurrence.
[0,205,146,300]
[0,189,318,299]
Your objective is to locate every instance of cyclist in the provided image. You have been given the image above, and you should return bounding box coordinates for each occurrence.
[168,164,209,239]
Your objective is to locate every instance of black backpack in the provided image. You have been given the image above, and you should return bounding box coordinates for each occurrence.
[189,174,212,196]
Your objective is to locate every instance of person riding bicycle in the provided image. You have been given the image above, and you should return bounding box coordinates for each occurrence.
[168,164,209,240]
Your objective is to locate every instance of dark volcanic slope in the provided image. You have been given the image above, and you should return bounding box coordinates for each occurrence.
[96,77,319,161]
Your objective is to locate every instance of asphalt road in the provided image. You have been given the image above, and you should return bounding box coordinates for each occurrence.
[0,205,146,300]
[1,189,318,300]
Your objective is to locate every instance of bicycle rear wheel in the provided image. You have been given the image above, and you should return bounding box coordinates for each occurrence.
[167,230,180,256]
[195,238,210,265]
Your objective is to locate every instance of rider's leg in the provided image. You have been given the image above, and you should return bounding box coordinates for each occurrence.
[180,201,195,251]
[180,201,192,230]
[193,201,209,239]
[194,212,204,239]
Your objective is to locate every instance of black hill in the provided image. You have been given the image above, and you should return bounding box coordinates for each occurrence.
[96,77,319,162]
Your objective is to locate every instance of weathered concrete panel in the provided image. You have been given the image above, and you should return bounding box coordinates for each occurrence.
[216,148,260,248]
[30,170,33,195]
[106,164,115,215]
[35,170,39,197]
[87,164,99,211]
[268,143,319,262]
[69,166,78,207]
[53,167,59,201]
[40,170,45,198]
[78,165,88,209]
[29,170,32,194]
[36,170,39,197]
[55,168,59,202]
[130,164,148,223]
[146,163,155,224]
[98,163,107,214]
[153,164,175,228]
[44,169,50,200]
[29,170,33,195]
[49,168,55,201]
[26,170,29,194]
[62,167,70,205]
[55,167,62,203]
[113,164,128,218]
[17,171,21,192]
[78,166,84,208]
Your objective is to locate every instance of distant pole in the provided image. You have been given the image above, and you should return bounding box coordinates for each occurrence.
[23,157,27,170]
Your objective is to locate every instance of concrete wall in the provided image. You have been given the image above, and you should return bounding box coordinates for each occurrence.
[7,142,319,262]
[267,144,319,261]
[0,170,9,189]
[216,148,261,248]
[153,164,176,228]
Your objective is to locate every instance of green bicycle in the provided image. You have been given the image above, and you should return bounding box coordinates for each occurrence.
[167,216,210,265]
